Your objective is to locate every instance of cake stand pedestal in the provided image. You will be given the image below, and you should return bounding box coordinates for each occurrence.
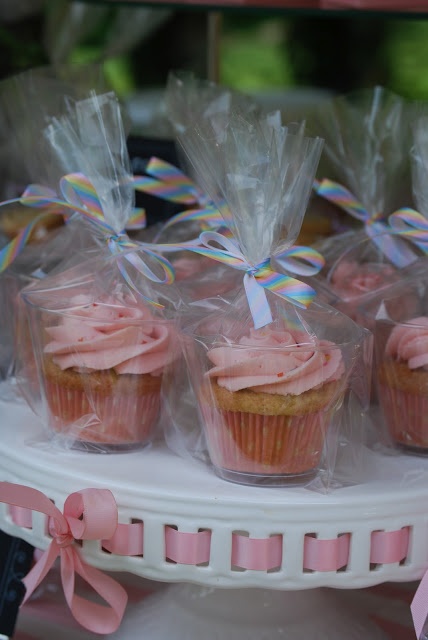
[0,388,426,638]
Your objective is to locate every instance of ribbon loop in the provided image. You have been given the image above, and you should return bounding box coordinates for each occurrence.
[314,178,372,223]
[314,178,419,268]
[161,205,225,233]
[133,157,202,205]
[0,481,127,635]
[275,245,324,277]
[0,173,173,309]
[180,230,318,329]
[389,208,428,247]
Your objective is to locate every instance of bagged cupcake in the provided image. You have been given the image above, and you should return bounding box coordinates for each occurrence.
[18,91,179,452]
[168,105,370,489]
[310,87,419,325]
[360,273,428,454]
[0,68,109,396]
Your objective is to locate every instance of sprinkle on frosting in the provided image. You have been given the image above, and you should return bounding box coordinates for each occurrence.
[207,327,344,396]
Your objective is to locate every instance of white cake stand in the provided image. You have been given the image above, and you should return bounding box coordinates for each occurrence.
[1,390,426,639]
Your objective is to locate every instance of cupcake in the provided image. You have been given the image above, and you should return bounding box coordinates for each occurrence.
[38,294,174,451]
[329,260,399,327]
[199,327,346,485]
[377,317,428,452]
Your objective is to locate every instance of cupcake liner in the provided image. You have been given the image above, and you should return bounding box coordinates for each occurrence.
[44,379,160,447]
[379,383,428,451]
[201,403,327,476]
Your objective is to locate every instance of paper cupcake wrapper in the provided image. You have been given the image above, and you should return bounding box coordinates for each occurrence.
[44,379,160,446]
[202,405,327,476]
[379,383,428,450]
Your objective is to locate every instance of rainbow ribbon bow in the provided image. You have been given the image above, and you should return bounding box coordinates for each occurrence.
[133,156,232,234]
[388,207,428,251]
[313,178,416,268]
[0,482,127,635]
[133,156,209,206]
[0,173,174,306]
[186,230,323,329]
[160,204,226,234]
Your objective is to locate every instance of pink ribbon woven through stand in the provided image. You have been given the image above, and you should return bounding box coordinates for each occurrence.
[0,482,128,635]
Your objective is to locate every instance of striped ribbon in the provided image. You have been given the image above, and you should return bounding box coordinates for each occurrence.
[160,205,224,232]
[314,178,417,268]
[182,231,322,329]
[0,173,174,306]
[133,157,210,206]
[0,181,146,232]
[388,207,428,250]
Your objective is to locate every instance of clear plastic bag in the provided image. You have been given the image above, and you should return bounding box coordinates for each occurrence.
[311,87,419,324]
[360,271,428,455]
[163,105,370,490]
[17,91,179,452]
[0,68,107,394]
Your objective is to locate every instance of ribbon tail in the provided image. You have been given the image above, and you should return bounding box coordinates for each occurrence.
[243,273,273,330]
[411,570,428,639]
[314,179,368,222]
[22,542,60,604]
[133,176,196,205]
[62,547,128,635]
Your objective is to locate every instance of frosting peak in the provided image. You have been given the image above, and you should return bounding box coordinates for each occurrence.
[44,295,174,375]
[385,316,428,370]
[207,327,344,395]
[331,261,397,301]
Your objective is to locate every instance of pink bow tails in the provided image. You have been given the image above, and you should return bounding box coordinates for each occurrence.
[0,482,128,634]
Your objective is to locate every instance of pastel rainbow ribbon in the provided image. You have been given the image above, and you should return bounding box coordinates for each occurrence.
[3,182,146,231]
[133,156,210,206]
[0,482,127,635]
[388,207,428,251]
[160,205,225,233]
[0,174,174,306]
[185,230,323,329]
[313,178,416,268]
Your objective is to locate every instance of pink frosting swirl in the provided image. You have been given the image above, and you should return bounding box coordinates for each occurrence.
[385,317,428,370]
[206,327,344,395]
[44,295,173,375]
[331,261,397,301]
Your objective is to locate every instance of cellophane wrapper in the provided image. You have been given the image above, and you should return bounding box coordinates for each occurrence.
[359,267,428,458]
[150,71,262,249]
[0,67,107,399]
[163,106,371,491]
[152,72,263,303]
[311,87,419,326]
[0,219,96,407]
[20,91,180,452]
[411,114,428,219]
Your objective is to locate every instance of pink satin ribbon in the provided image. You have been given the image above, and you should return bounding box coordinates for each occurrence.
[370,528,409,565]
[231,534,283,571]
[9,504,32,528]
[304,534,350,572]
[165,527,211,565]
[0,482,128,635]
[103,521,144,556]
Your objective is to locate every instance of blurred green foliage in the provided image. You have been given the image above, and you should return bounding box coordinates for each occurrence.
[3,6,428,100]
[384,20,428,98]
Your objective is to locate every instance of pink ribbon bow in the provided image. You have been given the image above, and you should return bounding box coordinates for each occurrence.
[0,482,128,635]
